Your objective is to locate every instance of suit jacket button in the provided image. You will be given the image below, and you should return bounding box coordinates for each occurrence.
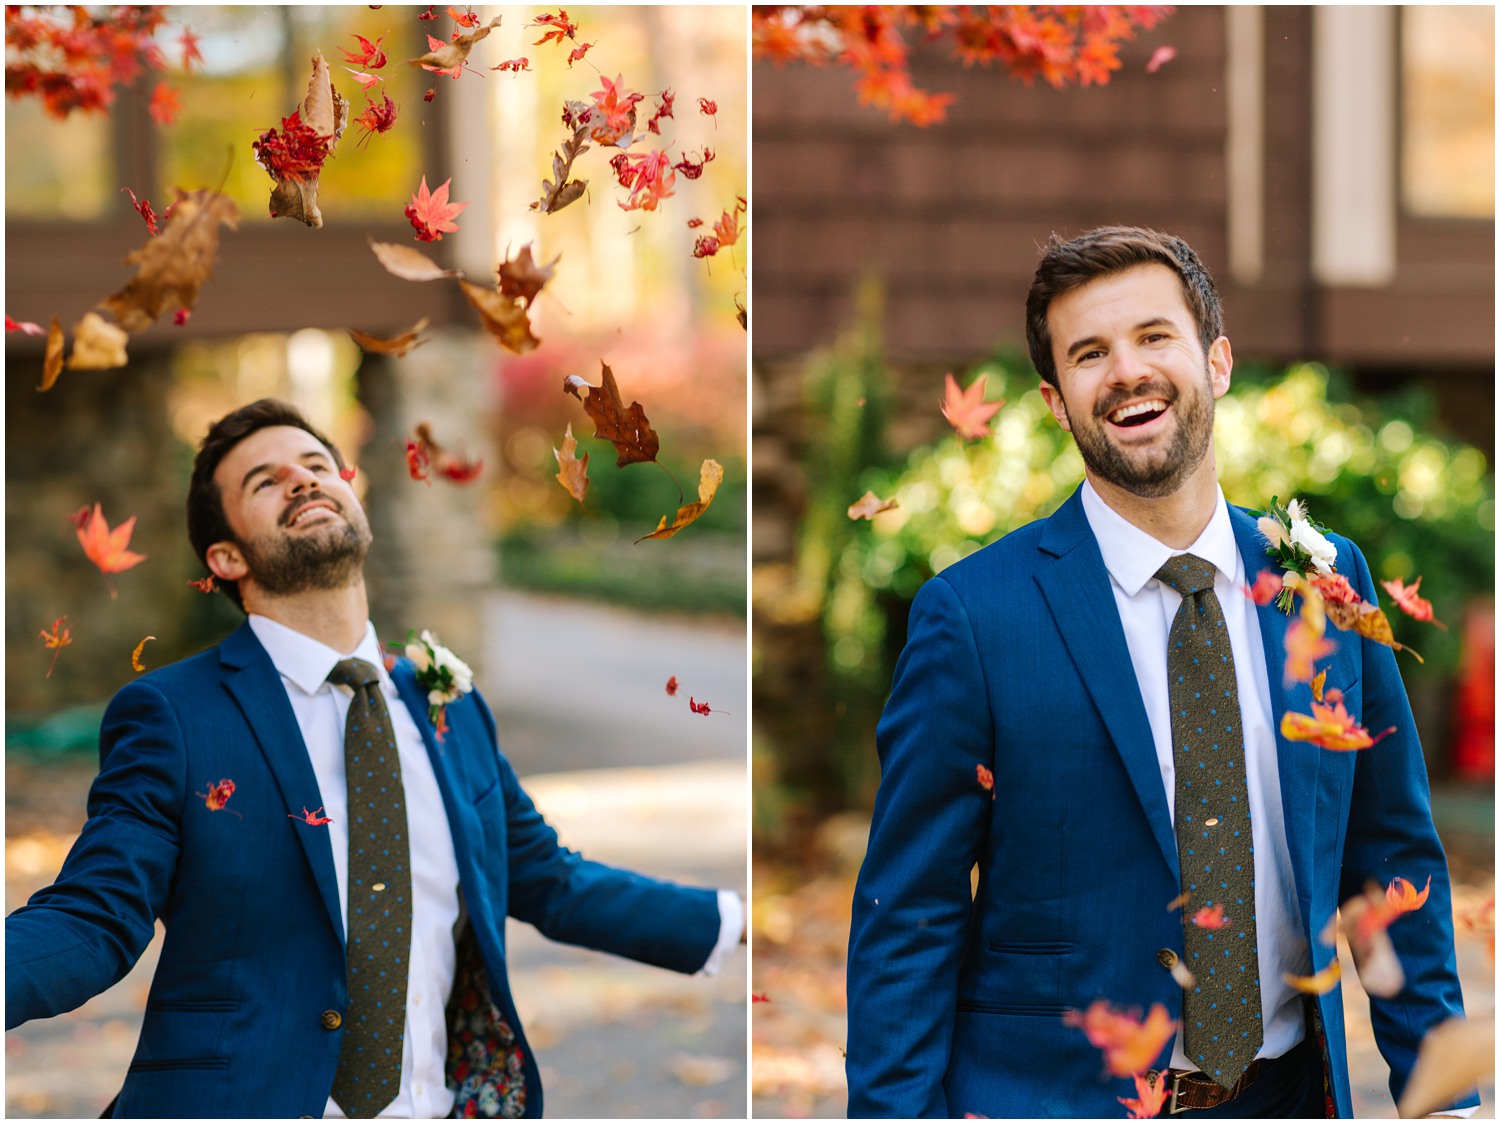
[1157,948,1179,969]
[321,1010,342,1030]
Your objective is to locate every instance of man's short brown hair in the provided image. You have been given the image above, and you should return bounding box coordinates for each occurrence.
[1024,226,1224,388]
[186,399,347,611]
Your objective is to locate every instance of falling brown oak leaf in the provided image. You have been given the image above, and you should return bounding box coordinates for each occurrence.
[497,243,559,307]
[368,238,464,281]
[67,312,129,370]
[349,317,431,357]
[408,15,502,73]
[99,188,240,333]
[848,490,897,521]
[563,362,662,470]
[459,279,538,354]
[1323,597,1422,662]
[532,128,589,215]
[39,315,64,392]
[637,459,723,543]
[553,422,589,506]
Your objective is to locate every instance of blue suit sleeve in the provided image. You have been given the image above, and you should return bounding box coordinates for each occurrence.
[847,574,994,1118]
[1336,539,1479,1113]
[6,681,183,1030]
[469,690,721,976]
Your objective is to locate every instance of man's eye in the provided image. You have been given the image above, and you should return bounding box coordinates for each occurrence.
[255,477,274,490]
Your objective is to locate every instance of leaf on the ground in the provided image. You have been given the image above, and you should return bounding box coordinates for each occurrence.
[1397,1016,1493,1118]
[637,459,723,543]
[131,635,156,672]
[531,128,589,215]
[99,189,240,331]
[40,315,64,391]
[552,422,588,506]
[408,15,500,73]
[848,491,897,521]
[368,238,463,281]
[252,52,348,228]
[66,312,129,370]
[563,362,660,468]
[497,243,559,307]
[459,278,538,354]
[349,318,430,357]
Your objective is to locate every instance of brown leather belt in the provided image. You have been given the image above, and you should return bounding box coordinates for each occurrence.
[1163,1058,1264,1114]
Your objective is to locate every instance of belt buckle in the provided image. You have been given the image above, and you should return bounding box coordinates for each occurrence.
[1167,1071,1190,1115]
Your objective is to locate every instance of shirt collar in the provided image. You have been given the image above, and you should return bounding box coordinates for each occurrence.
[1079,479,1244,597]
[247,615,387,697]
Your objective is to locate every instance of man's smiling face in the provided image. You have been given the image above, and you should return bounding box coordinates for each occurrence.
[1039,262,1231,499]
[209,424,372,597]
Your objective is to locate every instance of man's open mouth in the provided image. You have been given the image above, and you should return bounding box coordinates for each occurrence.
[1107,399,1169,428]
[285,501,338,527]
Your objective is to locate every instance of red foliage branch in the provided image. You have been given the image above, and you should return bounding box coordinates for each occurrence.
[752,5,1174,126]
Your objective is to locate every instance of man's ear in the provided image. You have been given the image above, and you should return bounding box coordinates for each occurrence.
[205,541,248,583]
[1038,379,1072,432]
[1208,335,1233,400]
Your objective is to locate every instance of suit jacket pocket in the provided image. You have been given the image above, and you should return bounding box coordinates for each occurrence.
[126,1057,229,1073]
[970,940,1074,1011]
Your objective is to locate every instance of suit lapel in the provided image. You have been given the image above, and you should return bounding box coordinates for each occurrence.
[218,622,345,946]
[1036,490,1178,876]
[1229,507,1318,921]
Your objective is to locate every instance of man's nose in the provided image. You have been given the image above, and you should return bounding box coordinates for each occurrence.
[1107,343,1152,385]
[281,464,318,491]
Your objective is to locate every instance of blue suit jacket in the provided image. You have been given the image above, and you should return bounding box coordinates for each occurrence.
[7,621,721,1117]
[846,489,1473,1118]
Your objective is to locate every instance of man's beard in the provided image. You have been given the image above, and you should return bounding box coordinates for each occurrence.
[237,497,371,596]
[1063,372,1215,499]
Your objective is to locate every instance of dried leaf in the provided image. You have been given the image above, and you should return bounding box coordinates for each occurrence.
[99,189,240,331]
[552,422,589,506]
[563,362,661,469]
[40,315,64,391]
[407,15,501,73]
[1324,597,1422,661]
[1282,961,1342,995]
[848,491,897,520]
[1311,668,1327,702]
[1279,688,1396,751]
[941,372,1003,439]
[410,422,484,484]
[497,243,559,307]
[368,238,463,281]
[1062,1001,1176,1078]
[1397,1017,1493,1118]
[458,279,539,354]
[735,293,746,330]
[253,52,349,228]
[66,312,129,370]
[531,128,590,215]
[289,804,334,825]
[38,616,71,678]
[637,459,724,543]
[130,635,156,671]
[349,318,431,357]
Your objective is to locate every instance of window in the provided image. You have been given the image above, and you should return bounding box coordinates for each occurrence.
[1401,5,1495,219]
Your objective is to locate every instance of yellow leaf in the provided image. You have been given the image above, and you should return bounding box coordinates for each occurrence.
[637,459,724,543]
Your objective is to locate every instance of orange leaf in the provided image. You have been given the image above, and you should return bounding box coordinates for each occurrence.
[1382,575,1447,630]
[1279,690,1395,751]
[1283,618,1335,685]
[77,503,147,576]
[1062,1001,1176,1077]
[941,372,1003,439]
[1282,960,1342,995]
[1386,874,1432,916]
[637,459,723,543]
[459,279,539,354]
[975,763,994,796]
[1335,886,1406,998]
[188,575,217,593]
[131,635,157,672]
[196,777,242,817]
[1243,569,1283,606]
[1191,903,1229,930]
[1310,668,1327,702]
[40,315,64,392]
[563,362,661,469]
[406,175,469,242]
[38,616,71,678]
[552,423,589,507]
[349,318,431,358]
[1118,1071,1168,1120]
[1324,596,1422,662]
[148,81,181,126]
[847,491,897,521]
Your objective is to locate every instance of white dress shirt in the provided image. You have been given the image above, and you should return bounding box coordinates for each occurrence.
[1078,483,1311,1071]
[248,615,744,1118]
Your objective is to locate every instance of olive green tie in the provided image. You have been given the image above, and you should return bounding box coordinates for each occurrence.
[327,658,411,1117]
[1155,554,1262,1091]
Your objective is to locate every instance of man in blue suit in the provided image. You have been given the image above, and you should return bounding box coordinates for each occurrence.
[7,399,743,1118]
[846,227,1476,1118]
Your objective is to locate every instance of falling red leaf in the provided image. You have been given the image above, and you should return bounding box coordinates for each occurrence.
[355,92,398,148]
[609,149,676,212]
[673,147,715,180]
[1145,44,1176,73]
[566,41,594,67]
[251,53,347,228]
[179,28,203,72]
[289,805,334,826]
[344,67,380,90]
[76,503,147,577]
[148,81,181,125]
[848,491,898,520]
[686,217,704,229]
[1244,570,1283,606]
[589,74,644,145]
[405,175,468,241]
[1387,875,1432,916]
[530,10,579,46]
[1191,903,1229,929]
[665,676,679,696]
[1119,1071,1168,1120]
[6,314,45,335]
[689,696,723,716]
[1063,1001,1177,1078]
[121,186,159,235]
[38,616,71,678]
[338,466,358,482]
[941,372,1004,439]
[751,993,771,1003]
[492,57,531,73]
[698,96,717,118]
[647,87,674,133]
[418,5,438,19]
[1310,571,1361,605]
[188,575,217,593]
[424,88,437,102]
[1283,618,1336,685]
[563,362,662,469]
[1382,576,1446,629]
[130,635,156,672]
[170,308,190,327]
[447,6,480,29]
[340,32,388,69]
[405,438,431,482]
[693,235,721,259]
[975,763,995,794]
[407,422,483,485]
[198,778,243,818]
[1280,688,1395,751]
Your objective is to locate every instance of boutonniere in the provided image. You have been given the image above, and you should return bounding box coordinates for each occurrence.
[404,629,474,738]
[1253,497,1339,613]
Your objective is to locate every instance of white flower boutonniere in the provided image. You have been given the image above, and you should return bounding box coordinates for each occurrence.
[404,629,474,737]
[1254,496,1339,612]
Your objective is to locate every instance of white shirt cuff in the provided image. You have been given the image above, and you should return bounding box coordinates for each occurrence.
[1428,1108,1478,1118]
[697,890,743,976]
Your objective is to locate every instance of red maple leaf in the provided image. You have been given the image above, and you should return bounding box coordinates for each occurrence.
[673,147,714,180]
[355,92,398,148]
[1382,576,1446,629]
[447,6,480,29]
[6,315,46,335]
[38,616,71,678]
[289,805,334,826]
[198,778,243,818]
[406,438,431,482]
[418,6,439,20]
[405,175,468,241]
[698,96,717,121]
[76,503,147,576]
[1244,570,1283,606]
[567,41,594,68]
[646,87,674,133]
[1191,903,1229,929]
[148,81,181,126]
[530,10,578,46]
[340,32,388,69]
[689,696,712,716]
[941,372,1003,439]
[492,58,530,73]
[1063,1001,1177,1078]
[665,675,679,696]
[188,575,217,593]
[751,993,772,1003]
[609,150,676,212]
[120,186,159,234]
[179,28,203,72]
[1386,874,1432,916]
[693,235,720,260]
[589,73,643,144]
[424,88,437,102]
[1119,1071,1169,1119]
[339,466,358,482]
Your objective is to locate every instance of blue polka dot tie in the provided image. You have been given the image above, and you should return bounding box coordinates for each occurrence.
[327,658,410,1117]
[1155,555,1262,1092]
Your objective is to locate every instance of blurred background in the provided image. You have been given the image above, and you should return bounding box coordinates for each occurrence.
[5,4,746,1117]
[748,6,1494,1116]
